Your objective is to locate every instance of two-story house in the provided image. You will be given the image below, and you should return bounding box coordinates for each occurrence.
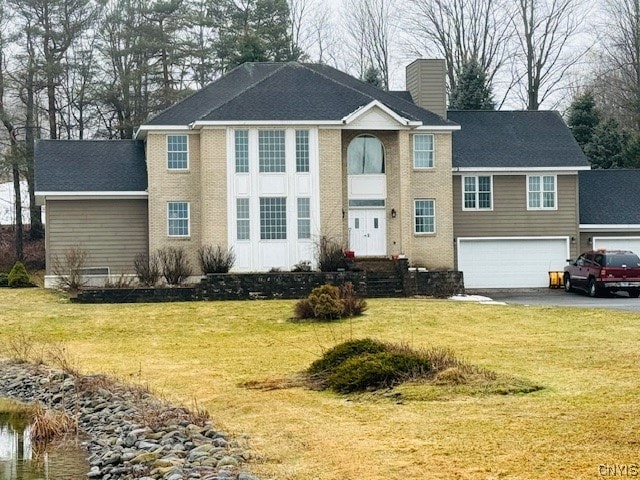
[35,59,595,290]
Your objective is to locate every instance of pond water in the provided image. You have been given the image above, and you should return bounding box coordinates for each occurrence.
[0,408,89,480]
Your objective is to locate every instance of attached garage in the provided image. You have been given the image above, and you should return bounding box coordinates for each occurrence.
[457,237,570,288]
[592,237,640,254]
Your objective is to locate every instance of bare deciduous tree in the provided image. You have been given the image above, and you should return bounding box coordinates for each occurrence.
[403,0,514,99]
[513,0,586,110]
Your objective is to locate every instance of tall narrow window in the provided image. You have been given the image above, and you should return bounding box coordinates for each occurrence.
[167,135,188,169]
[259,130,286,172]
[236,198,250,240]
[296,130,310,172]
[463,176,492,210]
[297,198,311,239]
[413,134,434,168]
[528,175,556,209]
[235,130,249,173]
[167,202,189,236]
[414,199,435,234]
[260,197,287,239]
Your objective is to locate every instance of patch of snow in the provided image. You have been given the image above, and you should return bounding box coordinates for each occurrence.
[450,294,494,302]
[0,181,30,225]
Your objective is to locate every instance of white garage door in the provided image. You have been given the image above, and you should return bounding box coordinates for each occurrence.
[593,237,640,255]
[458,237,570,288]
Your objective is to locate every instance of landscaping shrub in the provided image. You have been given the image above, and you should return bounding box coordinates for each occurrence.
[308,338,388,376]
[316,237,347,272]
[51,246,88,292]
[134,252,161,286]
[158,247,193,285]
[0,273,8,287]
[294,283,367,321]
[198,245,235,274]
[325,352,431,393]
[340,282,367,316]
[292,260,312,272]
[8,261,33,288]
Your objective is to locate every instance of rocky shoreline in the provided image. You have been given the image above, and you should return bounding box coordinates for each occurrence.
[0,360,259,480]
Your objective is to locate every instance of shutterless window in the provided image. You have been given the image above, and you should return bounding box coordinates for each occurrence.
[297,198,311,239]
[413,134,434,168]
[296,130,309,172]
[528,175,556,209]
[235,130,249,173]
[167,202,189,236]
[260,197,287,239]
[259,130,286,172]
[463,176,492,210]
[167,135,188,169]
[414,199,435,234]
[347,135,385,174]
[236,198,250,240]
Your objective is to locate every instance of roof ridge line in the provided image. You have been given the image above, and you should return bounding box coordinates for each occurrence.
[301,64,423,122]
[196,63,288,122]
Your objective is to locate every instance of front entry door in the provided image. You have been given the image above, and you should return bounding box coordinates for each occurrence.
[348,209,386,256]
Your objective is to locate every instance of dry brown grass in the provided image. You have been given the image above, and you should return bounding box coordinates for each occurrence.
[1,288,639,479]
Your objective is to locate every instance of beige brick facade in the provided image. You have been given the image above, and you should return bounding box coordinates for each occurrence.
[318,129,346,246]
[199,128,228,249]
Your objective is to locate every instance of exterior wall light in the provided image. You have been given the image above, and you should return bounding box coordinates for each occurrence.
[391,208,397,218]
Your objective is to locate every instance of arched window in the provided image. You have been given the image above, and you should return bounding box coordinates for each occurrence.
[347,135,385,174]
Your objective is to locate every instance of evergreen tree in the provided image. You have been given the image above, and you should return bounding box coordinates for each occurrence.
[567,91,600,149]
[585,118,625,169]
[622,133,640,168]
[449,58,494,110]
[363,65,383,88]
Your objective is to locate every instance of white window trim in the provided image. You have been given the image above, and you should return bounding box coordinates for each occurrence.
[167,134,189,170]
[462,175,493,211]
[414,198,436,235]
[234,129,250,173]
[167,201,190,237]
[527,174,558,211]
[413,133,435,169]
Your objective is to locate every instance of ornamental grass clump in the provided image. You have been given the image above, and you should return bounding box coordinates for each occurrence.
[294,283,367,321]
[307,339,467,393]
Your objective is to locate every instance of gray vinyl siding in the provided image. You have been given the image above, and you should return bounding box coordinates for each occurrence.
[453,174,580,257]
[45,199,148,275]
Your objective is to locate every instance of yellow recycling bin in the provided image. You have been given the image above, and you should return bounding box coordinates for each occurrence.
[548,271,564,288]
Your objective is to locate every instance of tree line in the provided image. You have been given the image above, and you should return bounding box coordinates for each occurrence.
[0,0,638,259]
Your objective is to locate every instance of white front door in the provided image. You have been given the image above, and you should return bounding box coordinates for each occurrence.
[348,209,386,256]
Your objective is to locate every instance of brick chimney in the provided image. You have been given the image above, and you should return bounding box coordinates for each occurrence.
[406,59,447,119]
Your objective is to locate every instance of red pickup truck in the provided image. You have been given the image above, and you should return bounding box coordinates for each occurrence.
[564,250,640,298]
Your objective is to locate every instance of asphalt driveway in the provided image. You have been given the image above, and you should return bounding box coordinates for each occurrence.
[465,288,640,312]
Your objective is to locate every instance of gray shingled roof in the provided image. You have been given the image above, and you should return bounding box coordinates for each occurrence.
[145,62,455,127]
[579,169,640,224]
[448,110,589,169]
[35,140,147,192]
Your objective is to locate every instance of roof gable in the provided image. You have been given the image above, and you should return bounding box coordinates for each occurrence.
[448,110,589,169]
[142,62,457,129]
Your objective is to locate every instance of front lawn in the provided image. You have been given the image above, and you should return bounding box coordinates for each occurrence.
[0,288,637,479]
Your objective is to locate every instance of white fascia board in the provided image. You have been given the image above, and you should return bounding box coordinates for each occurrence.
[37,191,148,201]
[135,125,191,139]
[413,125,461,131]
[457,235,570,242]
[342,100,415,127]
[579,224,640,232]
[452,166,589,174]
[191,120,342,128]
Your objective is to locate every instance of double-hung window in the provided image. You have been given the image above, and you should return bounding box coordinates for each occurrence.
[167,135,188,170]
[413,134,434,168]
[260,197,287,239]
[235,130,249,173]
[528,175,556,209]
[259,130,286,172]
[463,176,492,210]
[414,199,435,234]
[167,202,189,237]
